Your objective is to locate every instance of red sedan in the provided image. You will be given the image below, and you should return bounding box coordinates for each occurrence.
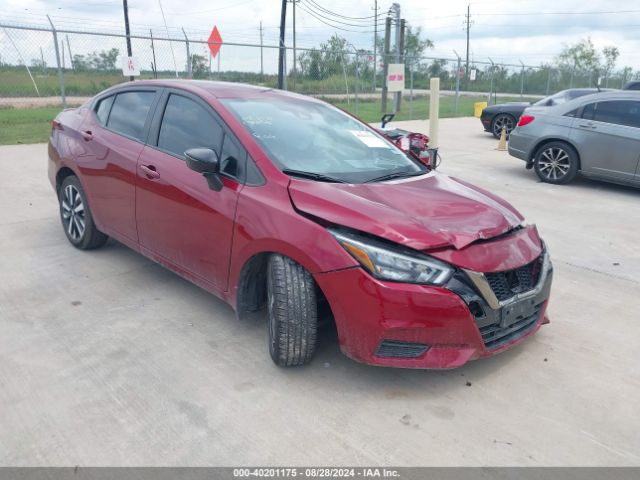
[48,80,552,369]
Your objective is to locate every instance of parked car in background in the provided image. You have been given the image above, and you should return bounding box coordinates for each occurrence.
[481,88,608,138]
[508,91,640,187]
[622,80,640,90]
[49,80,553,370]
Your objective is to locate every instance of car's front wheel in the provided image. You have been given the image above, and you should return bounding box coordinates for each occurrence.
[533,141,579,184]
[267,254,318,366]
[59,175,108,249]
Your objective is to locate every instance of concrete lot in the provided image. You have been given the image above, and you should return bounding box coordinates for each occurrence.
[1,117,639,466]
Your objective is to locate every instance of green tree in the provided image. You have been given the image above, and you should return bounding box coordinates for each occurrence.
[72,54,89,71]
[556,38,601,76]
[86,48,119,71]
[375,24,434,62]
[601,46,619,85]
[191,54,208,78]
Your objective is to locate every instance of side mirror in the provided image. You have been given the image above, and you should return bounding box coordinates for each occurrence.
[546,99,554,106]
[185,148,223,191]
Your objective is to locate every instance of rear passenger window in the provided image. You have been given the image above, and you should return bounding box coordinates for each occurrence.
[582,103,596,120]
[95,95,114,125]
[591,101,640,128]
[158,94,224,158]
[107,91,155,141]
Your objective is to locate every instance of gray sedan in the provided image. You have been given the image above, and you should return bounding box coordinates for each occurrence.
[508,91,640,187]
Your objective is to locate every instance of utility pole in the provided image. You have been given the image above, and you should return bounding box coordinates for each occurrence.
[259,21,264,79]
[394,3,401,64]
[372,0,378,92]
[393,3,401,113]
[150,29,157,79]
[278,0,287,89]
[60,40,65,69]
[123,0,133,81]
[395,18,405,113]
[381,15,391,113]
[292,0,297,87]
[464,3,471,90]
[65,35,73,70]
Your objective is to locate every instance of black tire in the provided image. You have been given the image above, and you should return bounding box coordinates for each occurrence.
[267,254,318,366]
[59,176,108,250]
[491,113,516,139]
[533,141,579,185]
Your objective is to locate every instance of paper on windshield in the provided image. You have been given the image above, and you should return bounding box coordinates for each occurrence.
[350,130,390,148]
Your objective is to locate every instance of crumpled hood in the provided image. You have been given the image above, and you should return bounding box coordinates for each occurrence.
[288,173,524,250]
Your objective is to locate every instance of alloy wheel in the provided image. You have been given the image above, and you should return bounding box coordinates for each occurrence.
[538,147,571,181]
[493,114,515,137]
[61,184,86,241]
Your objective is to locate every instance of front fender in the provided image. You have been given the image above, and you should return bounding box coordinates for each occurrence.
[225,181,358,307]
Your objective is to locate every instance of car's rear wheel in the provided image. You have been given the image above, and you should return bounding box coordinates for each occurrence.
[491,113,516,139]
[267,254,318,367]
[59,176,108,249]
[533,141,579,185]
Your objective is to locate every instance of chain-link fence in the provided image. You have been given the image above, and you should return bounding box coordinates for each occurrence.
[1,21,638,120]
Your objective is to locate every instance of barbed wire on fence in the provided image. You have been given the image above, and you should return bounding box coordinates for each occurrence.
[1,20,637,117]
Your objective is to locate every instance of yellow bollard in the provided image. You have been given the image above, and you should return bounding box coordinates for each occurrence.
[497,126,507,151]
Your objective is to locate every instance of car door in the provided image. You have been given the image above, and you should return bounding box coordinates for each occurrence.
[80,89,159,245]
[570,100,640,183]
[135,90,246,291]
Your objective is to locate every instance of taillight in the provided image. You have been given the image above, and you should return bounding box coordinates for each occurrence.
[517,115,535,127]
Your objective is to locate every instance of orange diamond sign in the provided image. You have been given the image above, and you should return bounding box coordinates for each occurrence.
[207,26,223,58]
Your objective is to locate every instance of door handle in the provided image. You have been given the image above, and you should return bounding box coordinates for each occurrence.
[140,164,160,179]
[577,122,596,129]
[81,130,93,141]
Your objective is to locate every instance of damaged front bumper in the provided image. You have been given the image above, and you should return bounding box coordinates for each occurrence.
[314,251,552,369]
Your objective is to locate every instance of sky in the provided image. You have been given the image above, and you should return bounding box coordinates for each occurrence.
[2,0,640,73]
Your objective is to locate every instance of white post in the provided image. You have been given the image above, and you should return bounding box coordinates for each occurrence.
[429,77,440,149]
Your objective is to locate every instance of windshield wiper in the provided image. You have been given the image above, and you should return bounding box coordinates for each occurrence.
[365,170,426,183]
[282,169,346,183]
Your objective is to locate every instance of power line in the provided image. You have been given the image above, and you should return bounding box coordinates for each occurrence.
[299,1,378,29]
[296,3,377,33]
[305,0,385,20]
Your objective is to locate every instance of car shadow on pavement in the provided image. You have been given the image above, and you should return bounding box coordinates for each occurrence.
[87,234,543,398]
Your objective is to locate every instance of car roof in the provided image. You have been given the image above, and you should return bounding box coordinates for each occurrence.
[108,79,319,102]
[548,90,640,114]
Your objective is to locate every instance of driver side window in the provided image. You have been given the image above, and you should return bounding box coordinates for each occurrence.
[219,133,246,180]
[158,94,223,158]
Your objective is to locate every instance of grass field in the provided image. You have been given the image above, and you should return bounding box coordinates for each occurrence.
[0,107,63,145]
[0,94,535,145]
[327,94,535,123]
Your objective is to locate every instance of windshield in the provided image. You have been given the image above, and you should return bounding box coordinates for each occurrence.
[221,97,426,183]
[533,91,567,106]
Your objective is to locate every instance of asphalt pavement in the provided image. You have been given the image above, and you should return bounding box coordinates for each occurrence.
[0,117,638,466]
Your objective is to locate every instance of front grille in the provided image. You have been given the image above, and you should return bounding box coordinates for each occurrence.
[485,257,542,302]
[480,304,543,350]
[375,340,430,358]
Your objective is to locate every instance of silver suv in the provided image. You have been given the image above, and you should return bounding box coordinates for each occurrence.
[508,91,640,187]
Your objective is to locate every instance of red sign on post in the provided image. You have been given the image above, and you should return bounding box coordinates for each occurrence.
[207,26,223,58]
